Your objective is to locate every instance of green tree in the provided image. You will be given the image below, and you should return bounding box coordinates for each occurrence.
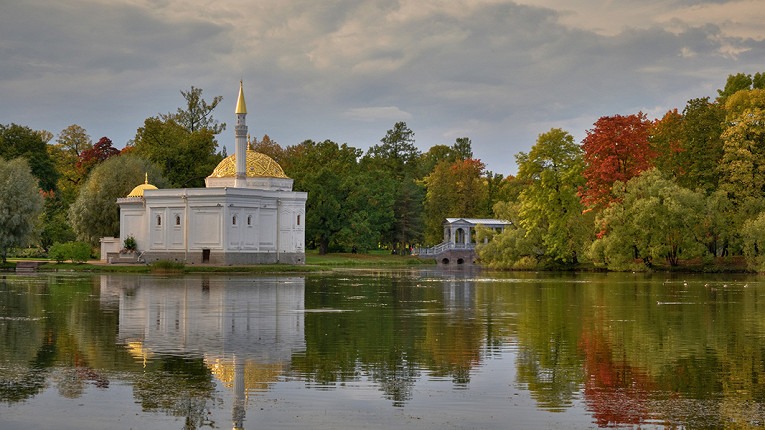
[717,73,755,102]
[516,128,589,264]
[284,140,394,254]
[717,72,765,103]
[364,122,424,251]
[0,158,44,263]
[589,169,706,269]
[419,138,474,176]
[131,117,222,187]
[68,155,167,245]
[676,98,725,192]
[48,125,93,204]
[0,123,58,191]
[161,86,226,134]
[476,200,543,269]
[741,212,765,272]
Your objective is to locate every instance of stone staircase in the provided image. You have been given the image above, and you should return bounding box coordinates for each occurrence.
[15,261,45,273]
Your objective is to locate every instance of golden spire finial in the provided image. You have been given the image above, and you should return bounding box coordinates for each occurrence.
[144,172,148,184]
[235,80,247,114]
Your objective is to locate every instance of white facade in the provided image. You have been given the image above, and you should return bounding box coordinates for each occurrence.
[114,83,307,265]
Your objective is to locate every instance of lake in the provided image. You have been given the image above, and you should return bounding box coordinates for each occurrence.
[1,269,764,429]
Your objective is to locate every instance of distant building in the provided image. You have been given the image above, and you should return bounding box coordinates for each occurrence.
[107,82,307,265]
[414,218,511,266]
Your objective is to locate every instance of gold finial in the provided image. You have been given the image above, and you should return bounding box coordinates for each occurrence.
[235,80,247,114]
[144,172,148,184]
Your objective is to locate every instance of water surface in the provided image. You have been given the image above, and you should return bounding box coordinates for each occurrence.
[1,270,764,429]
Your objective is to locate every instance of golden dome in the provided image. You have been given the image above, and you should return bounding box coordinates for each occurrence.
[127,173,158,197]
[208,149,288,179]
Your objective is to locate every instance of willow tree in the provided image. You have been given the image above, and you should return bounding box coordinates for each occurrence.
[590,168,706,269]
[0,158,44,262]
[68,155,167,245]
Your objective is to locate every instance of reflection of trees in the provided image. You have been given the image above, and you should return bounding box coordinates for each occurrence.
[0,330,56,403]
[292,275,486,406]
[513,279,584,411]
[579,323,653,427]
[131,356,217,430]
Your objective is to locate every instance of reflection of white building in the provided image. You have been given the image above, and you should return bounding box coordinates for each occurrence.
[100,274,305,430]
[100,275,305,362]
[111,82,307,265]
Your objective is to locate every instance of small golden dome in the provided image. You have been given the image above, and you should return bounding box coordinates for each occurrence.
[208,150,288,179]
[127,173,158,197]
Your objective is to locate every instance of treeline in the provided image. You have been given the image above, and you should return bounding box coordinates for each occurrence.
[2,73,765,271]
[0,86,509,261]
[478,72,765,272]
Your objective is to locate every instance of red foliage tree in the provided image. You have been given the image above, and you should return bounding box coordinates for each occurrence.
[580,113,655,208]
[76,137,120,178]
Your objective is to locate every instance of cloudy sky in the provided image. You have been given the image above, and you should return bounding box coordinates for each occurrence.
[2,0,764,175]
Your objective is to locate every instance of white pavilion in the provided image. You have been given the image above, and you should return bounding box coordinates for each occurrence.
[107,82,307,265]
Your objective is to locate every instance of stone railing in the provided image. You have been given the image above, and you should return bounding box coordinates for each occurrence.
[413,242,476,256]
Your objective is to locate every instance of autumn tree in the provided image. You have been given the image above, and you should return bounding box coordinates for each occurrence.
[516,128,589,264]
[76,136,120,180]
[250,134,284,164]
[422,158,488,244]
[580,113,654,209]
[68,155,167,245]
[0,123,58,191]
[649,109,684,179]
[0,158,44,263]
[718,89,765,208]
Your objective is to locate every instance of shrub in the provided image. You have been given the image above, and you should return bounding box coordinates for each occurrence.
[49,242,68,263]
[48,241,92,263]
[69,242,92,263]
[123,235,137,252]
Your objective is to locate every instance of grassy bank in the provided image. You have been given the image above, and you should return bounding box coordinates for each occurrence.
[22,250,434,274]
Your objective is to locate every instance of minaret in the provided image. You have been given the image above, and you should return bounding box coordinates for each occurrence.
[234,81,248,188]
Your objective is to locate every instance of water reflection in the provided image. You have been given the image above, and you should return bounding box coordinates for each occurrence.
[3,271,765,429]
[101,274,306,430]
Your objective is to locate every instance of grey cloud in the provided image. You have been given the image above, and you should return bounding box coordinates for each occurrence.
[0,0,232,79]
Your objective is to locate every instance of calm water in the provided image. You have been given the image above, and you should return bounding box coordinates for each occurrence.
[1,269,764,429]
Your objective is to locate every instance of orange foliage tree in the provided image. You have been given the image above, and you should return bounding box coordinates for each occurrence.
[580,113,655,209]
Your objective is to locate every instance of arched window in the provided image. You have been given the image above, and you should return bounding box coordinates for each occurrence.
[156,215,162,226]
[175,215,181,226]
[297,214,301,226]
[232,215,237,226]
[247,215,252,226]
